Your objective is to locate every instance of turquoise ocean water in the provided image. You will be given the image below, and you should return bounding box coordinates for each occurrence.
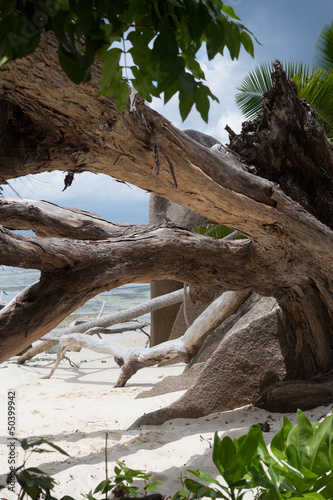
[0,266,150,319]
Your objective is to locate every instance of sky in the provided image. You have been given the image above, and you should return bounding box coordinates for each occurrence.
[3,0,332,225]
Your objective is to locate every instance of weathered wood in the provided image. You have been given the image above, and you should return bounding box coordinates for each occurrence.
[0,35,333,414]
[229,61,333,229]
[18,288,185,363]
[1,223,256,362]
[255,380,333,413]
[0,198,129,239]
[42,291,250,386]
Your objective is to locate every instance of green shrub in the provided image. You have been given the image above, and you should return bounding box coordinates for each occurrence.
[173,409,333,500]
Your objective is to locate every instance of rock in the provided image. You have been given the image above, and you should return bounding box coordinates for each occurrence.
[185,293,261,367]
[130,297,288,428]
[136,363,205,399]
[168,297,208,341]
[148,194,209,230]
[184,129,221,148]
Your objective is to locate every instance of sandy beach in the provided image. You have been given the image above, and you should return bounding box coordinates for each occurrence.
[1,331,332,499]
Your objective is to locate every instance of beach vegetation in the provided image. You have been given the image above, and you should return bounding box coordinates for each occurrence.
[1,438,162,500]
[174,409,333,500]
[87,460,163,500]
[1,438,70,500]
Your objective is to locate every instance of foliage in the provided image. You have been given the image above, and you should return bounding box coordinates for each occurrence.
[0,0,256,122]
[235,61,310,120]
[2,438,71,500]
[173,409,333,500]
[193,224,245,240]
[1,438,162,500]
[87,460,163,500]
[235,20,333,140]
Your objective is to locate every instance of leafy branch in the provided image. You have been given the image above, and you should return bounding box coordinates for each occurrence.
[0,0,256,121]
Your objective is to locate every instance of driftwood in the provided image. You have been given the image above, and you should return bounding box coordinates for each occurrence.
[0,33,333,415]
[17,288,185,363]
[43,290,250,386]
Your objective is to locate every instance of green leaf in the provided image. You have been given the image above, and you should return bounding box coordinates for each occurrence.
[113,80,129,114]
[314,471,333,498]
[240,31,254,58]
[185,468,221,485]
[58,43,88,84]
[179,92,194,121]
[292,494,326,500]
[93,479,112,494]
[223,454,246,486]
[312,20,333,72]
[206,21,225,60]
[238,424,262,466]
[221,5,240,20]
[213,434,236,472]
[99,48,122,91]
[297,68,333,141]
[287,410,314,465]
[194,86,210,123]
[145,481,164,491]
[302,414,333,474]
[271,415,293,461]
[235,62,275,120]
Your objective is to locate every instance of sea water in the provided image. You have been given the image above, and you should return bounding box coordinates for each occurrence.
[0,266,150,319]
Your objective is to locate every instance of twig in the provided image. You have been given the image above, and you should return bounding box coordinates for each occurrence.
[105,433,109,499]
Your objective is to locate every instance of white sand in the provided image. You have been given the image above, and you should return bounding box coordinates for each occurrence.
[0,331,332,499]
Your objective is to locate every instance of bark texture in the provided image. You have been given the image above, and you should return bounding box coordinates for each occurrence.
[0,36,333,416]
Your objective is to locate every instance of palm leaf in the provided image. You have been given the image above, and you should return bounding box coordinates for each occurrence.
[235,61,309,120]
[297,68,333,140]
[312,20,333,72]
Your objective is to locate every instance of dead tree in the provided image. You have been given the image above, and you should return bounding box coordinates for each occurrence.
[0,34,333,417]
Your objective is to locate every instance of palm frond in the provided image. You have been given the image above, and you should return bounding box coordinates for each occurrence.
[297,68,333,140]
[235,62,274,120]
[312,21,333,72]
[235,61,309,120]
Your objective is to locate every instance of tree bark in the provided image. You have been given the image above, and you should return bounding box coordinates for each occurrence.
[0,35,333,414]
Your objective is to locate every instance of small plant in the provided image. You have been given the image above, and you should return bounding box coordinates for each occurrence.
[2,438,72,500]
[173,409,333,500]
[1,438,162,500]
[86,460,163,500]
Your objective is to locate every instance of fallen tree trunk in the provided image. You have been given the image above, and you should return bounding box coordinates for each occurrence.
[43,290,250,386]
[17,287,185,363]
[1,34,333,416]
